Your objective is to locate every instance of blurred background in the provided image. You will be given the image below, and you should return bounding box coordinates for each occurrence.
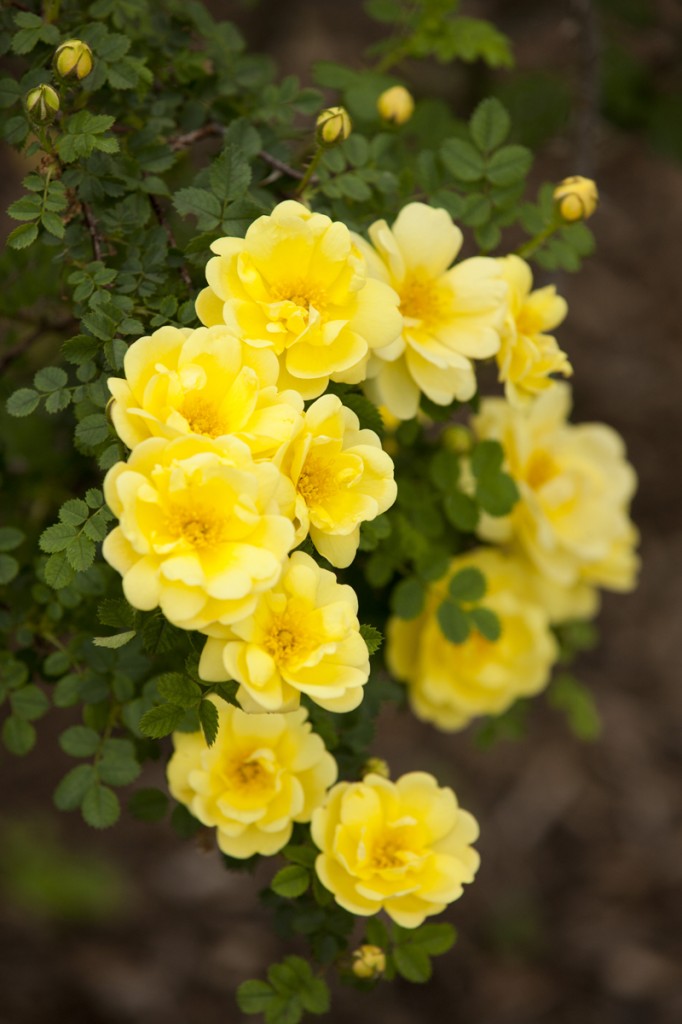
[1,1,681,1022]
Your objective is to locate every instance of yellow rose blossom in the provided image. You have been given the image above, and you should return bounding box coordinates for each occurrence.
[472,383,640,591]
[352,945,386,979]
[198,551,370,713]
[195,200,403,399]
[387,548,558,731]
[316,106,352,144]
[312,771,480,928]
[496,254,571,406]
[102,434,295,631]
[167,699,337,859]
[353,202,507,419]
[553,175,598,222]
[282,393,397,568]
[107,323,303,459]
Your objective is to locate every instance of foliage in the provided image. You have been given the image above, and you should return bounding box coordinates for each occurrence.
[0,1,622,1020]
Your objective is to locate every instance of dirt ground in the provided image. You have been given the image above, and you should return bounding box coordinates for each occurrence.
[1,3,681,1023]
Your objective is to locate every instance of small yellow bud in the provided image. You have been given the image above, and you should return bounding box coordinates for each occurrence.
[377,85,415,125]
[553,175,598,222]
[352,945,386,980]
[54,39,94,81]
[25,84,60,125]
[442,425,472,454]
[362,757,390,779]
[316,106,352,145]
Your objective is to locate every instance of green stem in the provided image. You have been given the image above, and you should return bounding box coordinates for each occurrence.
[516,218,560,260]
[295,146,324,198]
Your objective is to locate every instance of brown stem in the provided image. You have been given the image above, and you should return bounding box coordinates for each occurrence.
[149,194,193,289]
[257,149,307,182]
[81,201,104,262]
[169,123,223,151]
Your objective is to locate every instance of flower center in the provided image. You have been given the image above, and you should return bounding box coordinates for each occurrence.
[371,837,404,870]
[516,306,544,338]
[271,279,326,313]
[166,504,228,548]
[264,610,313,665]
[227,754,276,795]
[179,393,227,437]
[296,457,335,507]
[525,449,558,491]
[399,273,449,328]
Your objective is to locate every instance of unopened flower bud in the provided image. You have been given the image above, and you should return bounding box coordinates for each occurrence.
[316,106,352,145]
[442,425,472,454]
[352,945,386,980]
[54,38,94,81]
[362,757,390,779]
[377,85,415,125]
[25,84,60,125]
[553,175,598,222]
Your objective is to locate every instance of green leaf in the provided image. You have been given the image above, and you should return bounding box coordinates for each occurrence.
[437,600,470,644]
[45,389,71,413]
[271,864,310,899]
[448,567,486,602]
[299,977,330,1015]
[34,365,68,393]
[429,449,459,491]
[10,685,50,721]
[54,764,96,810]
[209,143,251,201]
[39,523,77,553]
[340,392,383,434]
[98,598,136,629]
[405,922,456,955]
[82,783,121,828]
[128,788,169,822]
[6,388,40,417]
[44,551,76,589]
[173,187,222,230]
[139,703,185,738]
[92,631,137,649]
[198,699,219,746]
[549,674,601,741]
[8,193,41,221]
[75,413,110,448]
[0,555,18,584]
[156,672,202,707]
[59,725,100,757]
[393,944,432,983]
[56,112,118,164]
[441,138,485,182]
[391,577,425,620]
[282,844,318,868]
[469,606,501,641]
[359,623,383,655]
[2,715,36,756]
[59,499,89,526]
[486,144,532,185]
[444,491,479,531]
[98,738,141,786]
[0,528,23,552]
[237,980,277,1015]
[475,472,519,516]
[471,440,504,478]
[470,97,510,152]
[65,534,96,572]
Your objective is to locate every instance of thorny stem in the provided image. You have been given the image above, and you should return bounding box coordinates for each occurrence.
[295,146,324,197]
[149,194,193,289]
[168,124,308,182]
[81,201,104,261]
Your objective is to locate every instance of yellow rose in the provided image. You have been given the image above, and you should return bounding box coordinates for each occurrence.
[53,38,94,81]
[387,548,558,731]
[496,255,571,406]
[167,699,337,858]
[377,85,415,125]
[283,393,397,568]
[107,323,303,460]
[312,771,480,928]
[353,202,507,419]
[473,384,640,591]
[102,434,295,631]
[352,945,386,979]
[199,551,370,713]
[195,200,402,399]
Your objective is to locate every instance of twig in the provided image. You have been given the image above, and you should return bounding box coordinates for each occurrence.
[257,149,307,182]
[81,201,104,262]
[149,194,193,289]
[170,123,223,151]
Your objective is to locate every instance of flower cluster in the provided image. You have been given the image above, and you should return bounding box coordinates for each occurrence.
[99,193,636,929]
